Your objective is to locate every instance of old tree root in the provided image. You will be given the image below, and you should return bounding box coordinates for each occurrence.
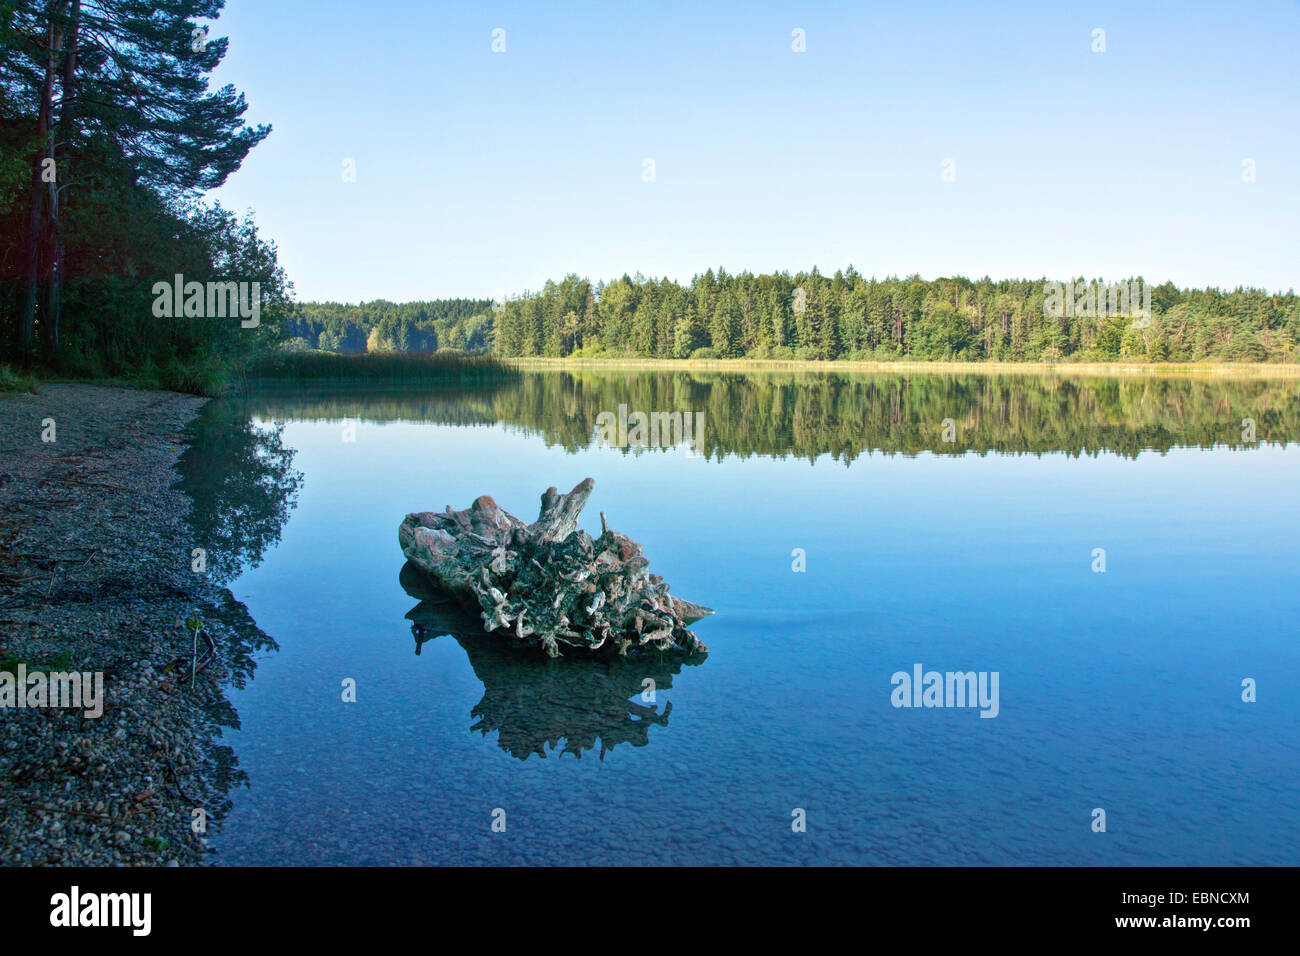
[399,478,711,657]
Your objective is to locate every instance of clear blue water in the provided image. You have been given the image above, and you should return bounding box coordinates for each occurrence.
[196,372,1300,865]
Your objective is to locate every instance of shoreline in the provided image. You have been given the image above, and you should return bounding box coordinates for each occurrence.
[503,357,1300,378]
[0,384,250,865]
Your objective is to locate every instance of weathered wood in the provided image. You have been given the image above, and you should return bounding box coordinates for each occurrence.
[399,478,710,657]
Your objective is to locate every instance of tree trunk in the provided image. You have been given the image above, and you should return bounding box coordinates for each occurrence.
[44,0,81,364]
[17,175,43,364]
[16,1,65,365]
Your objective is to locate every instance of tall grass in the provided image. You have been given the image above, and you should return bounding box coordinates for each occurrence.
[246,350,516,385]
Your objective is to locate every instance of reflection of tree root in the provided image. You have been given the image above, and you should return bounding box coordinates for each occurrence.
[401,565,704,761]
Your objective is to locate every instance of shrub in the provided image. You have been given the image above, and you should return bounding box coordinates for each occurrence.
[0,364,37,392]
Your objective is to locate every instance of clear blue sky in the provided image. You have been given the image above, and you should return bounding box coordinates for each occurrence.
[207,0,1299,302]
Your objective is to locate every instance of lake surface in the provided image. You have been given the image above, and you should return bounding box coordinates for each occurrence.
[181,369,1300,865]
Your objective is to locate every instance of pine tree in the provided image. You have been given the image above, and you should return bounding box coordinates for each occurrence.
[4,0,269,363]
[674,307,704,358]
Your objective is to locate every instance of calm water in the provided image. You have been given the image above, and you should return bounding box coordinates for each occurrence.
[181,370,1300,865]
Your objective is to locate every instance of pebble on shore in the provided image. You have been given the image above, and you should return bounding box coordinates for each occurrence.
[0,384,242,866]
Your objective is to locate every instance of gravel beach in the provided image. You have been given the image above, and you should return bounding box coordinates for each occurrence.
[0,383,253,865]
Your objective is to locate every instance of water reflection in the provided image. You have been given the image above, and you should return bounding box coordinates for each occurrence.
[190,589,281,818]
[178,398,304,585]
[174,397,304,825]
[400,563,705,760]
[246,370,1297,461]
[197,370,1300,864]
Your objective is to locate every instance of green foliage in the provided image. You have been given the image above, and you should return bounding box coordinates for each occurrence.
[4,0,269,198]
[0,362,36,391]
[0,648,75,676]
[1221,326,1268,362]
[176,401,303,585]
[246,350,515,385]
[488,270,1298,364]
[290,299,492,355]
[1,0,283,385]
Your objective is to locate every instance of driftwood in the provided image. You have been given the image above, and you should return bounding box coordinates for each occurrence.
[399,478,710,657]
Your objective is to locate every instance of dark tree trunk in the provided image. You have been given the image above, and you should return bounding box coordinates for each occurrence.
[44,0,81,363]
[17,2,65,366]
[17,176,43,364]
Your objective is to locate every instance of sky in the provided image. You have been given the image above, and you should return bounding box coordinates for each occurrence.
[206,0,1299,303]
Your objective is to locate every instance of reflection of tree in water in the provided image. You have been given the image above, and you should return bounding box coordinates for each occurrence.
[399,563,705,760]
[246,372,1300,463]
[173,397,302,821]
[176,397,304,585]
[193,589,282,820]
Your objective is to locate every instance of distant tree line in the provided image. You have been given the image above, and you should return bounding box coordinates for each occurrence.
[285,300,494,355]
[489,270,1300,363]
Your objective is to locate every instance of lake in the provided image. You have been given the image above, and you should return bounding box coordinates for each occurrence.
[179,369,1300,865]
